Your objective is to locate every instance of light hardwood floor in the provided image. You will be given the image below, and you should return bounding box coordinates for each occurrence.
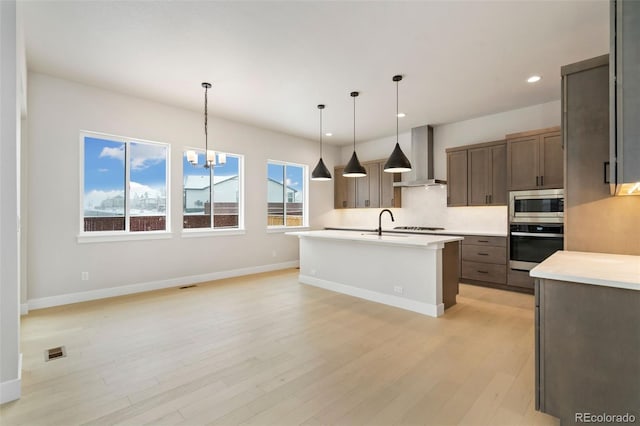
[1,269,559,426]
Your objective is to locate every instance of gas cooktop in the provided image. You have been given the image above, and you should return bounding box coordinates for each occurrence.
[394,226,445,231]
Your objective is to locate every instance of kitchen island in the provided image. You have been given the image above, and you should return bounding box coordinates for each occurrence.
[531,251,640,424]
[287,230,463,317]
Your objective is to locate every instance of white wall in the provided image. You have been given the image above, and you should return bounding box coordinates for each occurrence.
[1,0,22,403]
[327,101,561,234]
[26,72,338,304]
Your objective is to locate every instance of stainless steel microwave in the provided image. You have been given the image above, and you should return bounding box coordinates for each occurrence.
[509,189,564,223]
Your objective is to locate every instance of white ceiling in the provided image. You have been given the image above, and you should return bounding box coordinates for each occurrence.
[22,1,609,145]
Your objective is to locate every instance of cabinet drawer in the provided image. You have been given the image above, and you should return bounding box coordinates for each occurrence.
[461,245,506,265]
[508,268,535,290]
[461,261,507,284]
[461,235,506,247]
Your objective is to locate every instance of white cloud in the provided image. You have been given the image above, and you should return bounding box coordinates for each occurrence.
[131,143,166,170]
[129,181,162,198]
[99,146,125,162]
[83,189,123,210]
[98,168,109,173]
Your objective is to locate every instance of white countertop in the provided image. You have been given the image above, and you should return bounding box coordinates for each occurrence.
[287,230,463,248]
[530,251,640,291]
[325,226,507,238]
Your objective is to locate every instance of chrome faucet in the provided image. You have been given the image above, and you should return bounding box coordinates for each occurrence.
[378,209,395,236]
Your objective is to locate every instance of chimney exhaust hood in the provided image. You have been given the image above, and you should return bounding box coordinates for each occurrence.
[393,125,446,187]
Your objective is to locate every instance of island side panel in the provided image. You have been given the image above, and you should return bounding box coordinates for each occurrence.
[536,278,640,423]
[297,236,445,317]
[442,241,460,309]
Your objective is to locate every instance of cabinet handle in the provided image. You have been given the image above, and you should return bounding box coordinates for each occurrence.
[489,194,492,203]
[485,195,488,204]
[342,201,347,208]
[477,270,489,274]
[478,240,489,243]
[536,176,540,186]
[391,198,394,206]
[604,161,610,184]
[477,253,489,256]
[540,176,544,186]
[365,200,369,207]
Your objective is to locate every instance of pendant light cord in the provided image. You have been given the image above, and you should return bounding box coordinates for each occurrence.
[396,79,399,142]
[353,94,356,152]
[204,85,208,153]
[319,107,323,158]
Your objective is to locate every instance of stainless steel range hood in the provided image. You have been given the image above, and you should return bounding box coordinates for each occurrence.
[393,125,446,187]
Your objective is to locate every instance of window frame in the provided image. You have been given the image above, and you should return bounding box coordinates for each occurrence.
[78,130,171,243]
[266,159,309,231]
[181,149,245,236]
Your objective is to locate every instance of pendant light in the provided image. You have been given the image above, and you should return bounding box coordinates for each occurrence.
[384,75,412,173]
[186,82,223,168]
[311,104,332,181]
[343,91,367,177]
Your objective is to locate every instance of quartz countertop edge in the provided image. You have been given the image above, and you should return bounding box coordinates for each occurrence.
[324,226,507,238]
[530,251,640,291]
[287,230,463,247]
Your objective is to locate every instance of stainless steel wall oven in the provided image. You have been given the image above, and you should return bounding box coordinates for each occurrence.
[509,223,564,271]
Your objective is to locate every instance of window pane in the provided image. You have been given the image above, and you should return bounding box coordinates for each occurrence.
[183,152,211,229]
[83,136,125,232]
[267,163,285,226]
[213,154,240,228]
[129,142,167,232]
[285,165,304,226]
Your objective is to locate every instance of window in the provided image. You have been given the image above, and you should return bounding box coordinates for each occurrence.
[183,151,243,230]
[267,161,307,228]
[81,132,169,234]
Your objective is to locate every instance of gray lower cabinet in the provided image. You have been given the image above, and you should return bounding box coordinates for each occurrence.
[536,279,640,424]
[460,235,507,285]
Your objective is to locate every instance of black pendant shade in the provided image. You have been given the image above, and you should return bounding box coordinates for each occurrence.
[384,74,412,173]
[343,91,367,178]
[312,157,332,181]
[343,151,367,177]
[384,142,412,173]
[311,104,332,181]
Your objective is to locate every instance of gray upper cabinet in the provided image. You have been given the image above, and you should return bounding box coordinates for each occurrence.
[333,166,355,209]
[447,141,506,207]
[446,150,468,206]
[507,127,563,191]
[334,160,401,209]
[563,53,640,255]
[610,0,640,195]
[468,142,507,206]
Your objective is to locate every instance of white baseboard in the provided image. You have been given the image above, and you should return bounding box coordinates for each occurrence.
[20,303,28,316]
[299,274,444,318]
[0,353,22,404]
[27,261,299,311]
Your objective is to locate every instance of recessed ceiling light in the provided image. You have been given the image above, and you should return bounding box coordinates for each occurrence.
[527,75,542,83]
[397,113,406,118]
[325,132,332,137]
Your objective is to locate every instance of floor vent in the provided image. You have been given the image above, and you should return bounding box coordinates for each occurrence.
[179,284,197,290]
[45,346,66,362]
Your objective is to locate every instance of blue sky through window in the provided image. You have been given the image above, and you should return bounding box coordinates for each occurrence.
[267,162,303,192]
[83,136,168,216]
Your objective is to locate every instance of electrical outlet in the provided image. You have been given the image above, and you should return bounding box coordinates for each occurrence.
[81,272,89,281]
[393,285,403,294]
